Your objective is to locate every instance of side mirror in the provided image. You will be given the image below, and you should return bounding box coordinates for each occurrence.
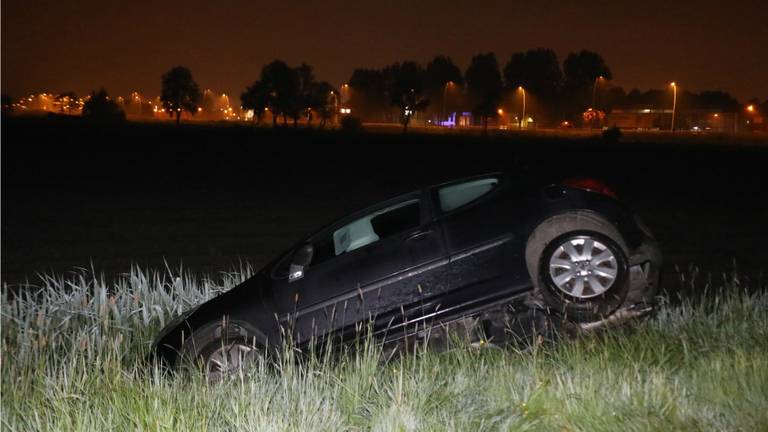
[288,243,313,282]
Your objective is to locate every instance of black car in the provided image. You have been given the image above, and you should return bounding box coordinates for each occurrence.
[152,173,661,378]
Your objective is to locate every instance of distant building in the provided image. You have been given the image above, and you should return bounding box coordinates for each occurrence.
[682,109,739,133]
[437,112,473,127]
[604,108,672,130]
[606,108,744,132]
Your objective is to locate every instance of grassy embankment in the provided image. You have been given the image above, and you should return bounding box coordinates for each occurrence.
[1,264,767,431]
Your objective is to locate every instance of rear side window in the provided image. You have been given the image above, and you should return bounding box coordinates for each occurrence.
[272,199,422,277]
[306,199,421,267]
[438,178,498,212]
[333,199,420,255]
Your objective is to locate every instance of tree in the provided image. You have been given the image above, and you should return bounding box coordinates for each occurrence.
[306,81,335,127]
[503,49,562,124]
[383,61,430,133]
[259,60,300,126]
[240,81,270,124]
[424,55,463,120]
[465,52,503,133]
[563,50,612,87]
[625,88,666,108]
[689,90,740,111]
[160,66,201,124]
[562,50,612,118]
[348,68,388,121]
[295,63,316,126]
[81,89,125,122]
[602,86,627,112]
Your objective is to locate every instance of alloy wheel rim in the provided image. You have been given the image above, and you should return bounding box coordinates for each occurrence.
[548,237,618,299]
[205,342,258,382]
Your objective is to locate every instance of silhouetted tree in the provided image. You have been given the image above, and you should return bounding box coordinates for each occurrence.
[689,90,740,111]
[602,86,627,112]
[260,60,300,126]
[295,63,316,126]
[563,50,613,88]
[348,68,388,121]
[306,81,335,127]
[81,89,125,122]
[503,49,562,124]
[465,52,503,133]
[424,55,463,120]
[160,66,201,124]
[383,61,430,133]
[624,88,666,108]
[240,81,270,124]
[562,50,612,118]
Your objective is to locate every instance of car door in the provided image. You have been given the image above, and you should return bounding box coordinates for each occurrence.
[270,191,448,346]
[430,175,531,316]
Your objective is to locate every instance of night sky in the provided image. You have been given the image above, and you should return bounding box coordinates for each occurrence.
[2,0,767,101]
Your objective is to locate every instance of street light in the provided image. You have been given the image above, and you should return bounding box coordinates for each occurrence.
[518,86,526,129]
[592,76,604,110]
[340,83,349,105]
[746,104,755,113]
[442,81,454,125]
[670,82,677,133]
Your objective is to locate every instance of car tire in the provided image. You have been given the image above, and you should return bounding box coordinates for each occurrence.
[176,319,264,382]
[525,211,630,322]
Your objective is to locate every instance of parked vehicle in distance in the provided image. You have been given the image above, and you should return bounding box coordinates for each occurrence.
[152,173,661,380]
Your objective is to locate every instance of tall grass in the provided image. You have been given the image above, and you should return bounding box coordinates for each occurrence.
[2,265,767,431]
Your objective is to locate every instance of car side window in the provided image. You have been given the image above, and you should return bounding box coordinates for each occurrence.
[311,199,421,266]
[438,177,499,212]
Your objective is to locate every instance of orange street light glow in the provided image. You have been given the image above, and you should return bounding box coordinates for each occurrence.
[747,105,755,112]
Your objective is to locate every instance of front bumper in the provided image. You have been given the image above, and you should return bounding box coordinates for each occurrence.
[626,235,662,307]
[576,234,662,332]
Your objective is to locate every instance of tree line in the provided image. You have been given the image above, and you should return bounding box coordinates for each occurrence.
[6,48,759,130]
[345,49,756,131]
[346,49,615,131]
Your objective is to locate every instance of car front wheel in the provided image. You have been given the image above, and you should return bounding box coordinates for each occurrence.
[177,320,264,383]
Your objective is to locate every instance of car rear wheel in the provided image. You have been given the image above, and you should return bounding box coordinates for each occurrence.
[525,212,630,322]
[547,235,619,299]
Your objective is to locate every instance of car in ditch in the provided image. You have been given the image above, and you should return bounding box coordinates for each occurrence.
[152,173,661,379]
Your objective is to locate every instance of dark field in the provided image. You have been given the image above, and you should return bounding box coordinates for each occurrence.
[3,116,768,290]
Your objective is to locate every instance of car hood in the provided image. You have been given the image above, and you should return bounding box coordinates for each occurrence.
[150,270,274,355]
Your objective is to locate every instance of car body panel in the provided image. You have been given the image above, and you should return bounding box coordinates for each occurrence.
[152,172,661,366]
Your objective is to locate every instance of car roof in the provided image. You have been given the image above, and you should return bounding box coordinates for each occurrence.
[269,171,510,260]
[427,171,506,190]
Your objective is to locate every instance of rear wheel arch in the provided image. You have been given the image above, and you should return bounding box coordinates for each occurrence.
[525,211,627,276]
[524,210,630,321]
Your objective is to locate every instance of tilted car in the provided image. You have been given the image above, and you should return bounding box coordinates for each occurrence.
[152,173,661,378]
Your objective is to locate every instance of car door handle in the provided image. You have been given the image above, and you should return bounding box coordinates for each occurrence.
[406,230,432,242]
